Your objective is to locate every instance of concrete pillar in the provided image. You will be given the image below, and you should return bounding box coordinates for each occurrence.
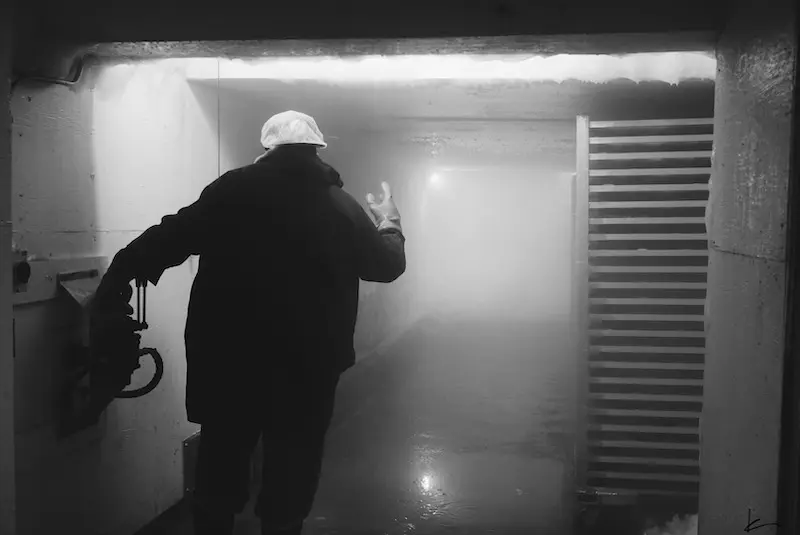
[700,0,797,533]
[0,2,16,534]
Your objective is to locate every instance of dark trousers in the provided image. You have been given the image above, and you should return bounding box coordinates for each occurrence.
[192,369,341,535]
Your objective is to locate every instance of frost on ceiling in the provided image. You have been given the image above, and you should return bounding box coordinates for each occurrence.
[184,52,716,85]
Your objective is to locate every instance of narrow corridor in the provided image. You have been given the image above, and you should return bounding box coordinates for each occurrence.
[139,317,576,535]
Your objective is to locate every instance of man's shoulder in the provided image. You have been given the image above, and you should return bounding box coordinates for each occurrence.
[314,157,344,188]
[231,161,270,177]
[327,185,363,219]
[217,162,277,188]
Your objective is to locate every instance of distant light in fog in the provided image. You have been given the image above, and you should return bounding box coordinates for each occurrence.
[429,173,443,189]
[421,474,433,492]
[186,53,716,85]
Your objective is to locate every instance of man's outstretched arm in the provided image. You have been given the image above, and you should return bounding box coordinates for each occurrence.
[352,209,406,283]
[100,175,228,292]
[333,181,406,283]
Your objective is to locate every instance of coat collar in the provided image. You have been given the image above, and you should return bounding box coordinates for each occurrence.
[255,145,343,188]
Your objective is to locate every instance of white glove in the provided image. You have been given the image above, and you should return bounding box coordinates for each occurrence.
[366,182,402,232]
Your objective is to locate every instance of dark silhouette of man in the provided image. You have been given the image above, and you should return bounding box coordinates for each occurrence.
[93,110,406,535]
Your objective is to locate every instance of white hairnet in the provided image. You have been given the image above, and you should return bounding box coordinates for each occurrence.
[260,110,327,150]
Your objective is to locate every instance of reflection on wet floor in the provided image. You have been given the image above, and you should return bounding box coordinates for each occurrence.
[139,317,576,535]
[240,316,576,535]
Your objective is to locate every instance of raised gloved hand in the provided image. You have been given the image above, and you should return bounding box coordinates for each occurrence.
[366,182,402,232]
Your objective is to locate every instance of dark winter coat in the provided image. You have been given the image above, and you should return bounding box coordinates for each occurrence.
[108,145,406,423]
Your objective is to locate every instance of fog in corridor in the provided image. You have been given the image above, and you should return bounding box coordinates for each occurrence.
[198,75,584,530]
[9,50,717,535]
[416,165,572,322]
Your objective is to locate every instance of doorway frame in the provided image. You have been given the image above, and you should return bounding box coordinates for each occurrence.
[777,30,800,535]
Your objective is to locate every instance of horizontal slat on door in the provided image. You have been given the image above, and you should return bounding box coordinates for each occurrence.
[588,438,700,449]
[590,234,707,241]
[591,217,706,224]
[590,266,707,273]
[589,424,697,434]
[590,329,706,337]
[590,184,709,192]
[589,395,704,404]
[589,282,707,289]
[589,250,708,257]
[580,117,711,500]
[589,134,713,145]
[590,151,712,161]
[591,346,706,354]
[589,487,698,498]
[590,168,711,177]
[591,458,699,469]
[592,200,707,208]
[589,491,697,502]
[591,313,704,320]
[589,119,714,128]
[589,360,705,370]
[590,378,704,387]
[587,471,699,482]
[589,408,703,418]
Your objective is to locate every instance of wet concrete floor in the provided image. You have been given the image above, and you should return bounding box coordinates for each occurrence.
[140,316,577,535]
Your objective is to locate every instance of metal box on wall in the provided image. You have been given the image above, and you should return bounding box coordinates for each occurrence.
[183,431,262,497]
[183,431,201,497]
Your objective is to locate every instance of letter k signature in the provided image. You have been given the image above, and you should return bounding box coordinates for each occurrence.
[745,508,780,532]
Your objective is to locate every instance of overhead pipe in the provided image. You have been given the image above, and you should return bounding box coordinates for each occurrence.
[10,55,86,93]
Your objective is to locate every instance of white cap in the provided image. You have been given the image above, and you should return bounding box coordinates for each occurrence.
[260,110,327,150]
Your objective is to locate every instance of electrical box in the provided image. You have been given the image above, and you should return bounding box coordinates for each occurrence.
[12,255,108,440]
[182,431,263,497]
[183,431,201,497]
[12,256,108,307]
[12,248,31,293]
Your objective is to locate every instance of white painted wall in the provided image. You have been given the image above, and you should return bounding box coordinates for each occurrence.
[11,58,220,535]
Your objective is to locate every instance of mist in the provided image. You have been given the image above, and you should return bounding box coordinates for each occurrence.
[644,514,699,535]
[416,165,573,321]
[40,54,713,532]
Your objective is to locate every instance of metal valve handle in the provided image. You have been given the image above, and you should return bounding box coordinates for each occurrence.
[116,348,164,398]
[136,278,147,328]
[115,278,163,398]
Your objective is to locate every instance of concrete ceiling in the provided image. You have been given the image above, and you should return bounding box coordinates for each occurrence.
[88,34,718,60]
[200,78,715,161]
[14,30,720,88]
[18,0,729,44]
[207,78,716,123]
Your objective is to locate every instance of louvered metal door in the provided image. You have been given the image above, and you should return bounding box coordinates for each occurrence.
[574,117,712,502]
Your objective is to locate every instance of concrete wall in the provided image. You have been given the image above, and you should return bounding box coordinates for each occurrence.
[1,3,17,535]
[10,58,221,535]
[7,54,716,534]
[700,0,797,532]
